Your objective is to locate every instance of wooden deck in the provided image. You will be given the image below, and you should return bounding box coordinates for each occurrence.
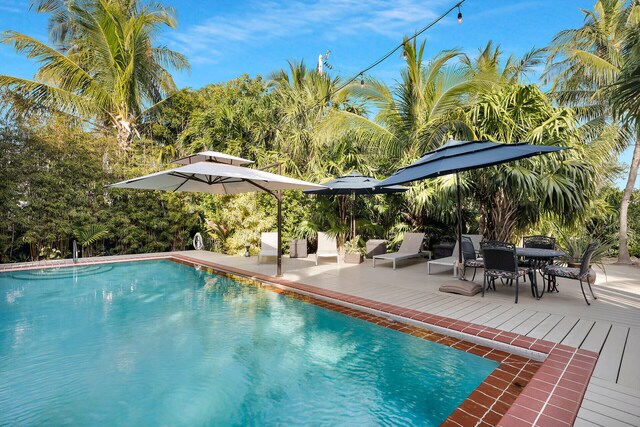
[174,251,640,427]
[3,251,639,425]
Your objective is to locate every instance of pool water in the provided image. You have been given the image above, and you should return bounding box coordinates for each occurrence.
[0,260,498,425]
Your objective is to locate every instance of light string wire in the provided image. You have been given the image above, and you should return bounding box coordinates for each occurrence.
[329,0,467,97]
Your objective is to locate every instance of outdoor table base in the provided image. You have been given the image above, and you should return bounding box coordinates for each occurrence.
[516,247,566,300]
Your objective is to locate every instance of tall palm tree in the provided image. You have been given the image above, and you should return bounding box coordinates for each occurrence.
[545,0,639,263]
[0,0,189,151]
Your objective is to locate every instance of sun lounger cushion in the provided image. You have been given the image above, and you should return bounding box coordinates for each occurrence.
[439,281,482,296]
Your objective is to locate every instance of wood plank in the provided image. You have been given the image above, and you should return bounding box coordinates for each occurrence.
[511,312,550,336]
[457,303,501,322]
[468,304,513,325]
[562,318,595,348]
[542,315,580,343]
[435,299,479,318]
[573,416,602,427]
[581,322,612,354]
[526,313,564,339]
[496,309,536,331]
[617,327,640,390]
[483,306,524,328]
[576,407,634,427]
[589,377,640,402]
[592,326,630,383]
[580,398,640,426]
[444,301,488,319]
[584,389,640,421]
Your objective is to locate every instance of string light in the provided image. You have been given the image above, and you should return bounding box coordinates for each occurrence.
[402,42,408,60]
[360,75,365,87]
[331,0,467,95]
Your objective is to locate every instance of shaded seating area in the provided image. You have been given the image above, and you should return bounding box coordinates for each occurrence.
[316,232,339,265]
[543,242,598,305]
[372,232,426,270]
[481,241,530,304]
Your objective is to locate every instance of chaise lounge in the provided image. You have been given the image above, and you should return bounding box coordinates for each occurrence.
[372,232,426,270]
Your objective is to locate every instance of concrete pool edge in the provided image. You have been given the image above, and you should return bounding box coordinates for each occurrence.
[1,253,598,426]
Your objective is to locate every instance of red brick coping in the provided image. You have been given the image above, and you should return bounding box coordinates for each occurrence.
[1,254,598,426]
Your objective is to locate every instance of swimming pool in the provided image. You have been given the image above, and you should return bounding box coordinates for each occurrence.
[1,260,498,425]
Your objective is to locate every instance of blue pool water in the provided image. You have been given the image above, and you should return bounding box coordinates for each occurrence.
[0,260,498,425]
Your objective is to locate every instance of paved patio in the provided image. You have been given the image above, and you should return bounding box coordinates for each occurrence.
[2,251,639,425]
[175,250,640,427]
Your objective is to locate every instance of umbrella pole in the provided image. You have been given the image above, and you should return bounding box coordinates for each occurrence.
[277,164,282,277]
[456,172,463,280]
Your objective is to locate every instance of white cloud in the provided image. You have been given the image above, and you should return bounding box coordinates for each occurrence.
[170,0,447,60]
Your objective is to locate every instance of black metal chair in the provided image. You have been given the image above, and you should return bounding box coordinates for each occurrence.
[523,235,556,250]
[461,236,484,281]
[543,242,598,305]
[481,241,529,304]
[521,235,557,287]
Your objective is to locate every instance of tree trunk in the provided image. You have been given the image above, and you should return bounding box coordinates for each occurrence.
[617,136,640,264]
[115,119,134,151]
[487,188,518,242]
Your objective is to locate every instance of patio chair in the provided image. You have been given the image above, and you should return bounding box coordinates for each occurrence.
[481,241,529,304]
[428,234,482,276]
[372,232,426,270]
[461,236,484,281]
[523,235,556,250]
[258,232,278,264]
[543,242,598,305]
[315,232,339,265]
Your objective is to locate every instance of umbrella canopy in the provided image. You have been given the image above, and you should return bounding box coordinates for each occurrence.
[303,172,408,239]
[303,172,408,195]
[109,162,319,194]
[379,140,566,186]
[171,150,254,166]
[378,139,567,279]
[108,161,323,277]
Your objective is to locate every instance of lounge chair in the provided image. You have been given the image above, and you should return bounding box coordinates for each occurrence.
[372,232,426,270]
[428,234,482,276]
[316,232,339,265]
[258,232,278,264]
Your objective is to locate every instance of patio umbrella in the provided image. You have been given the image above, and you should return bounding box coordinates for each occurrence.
[108,161,324,277]
[378,139,567,278]
[171,150,254,166]
[303,172,408,238]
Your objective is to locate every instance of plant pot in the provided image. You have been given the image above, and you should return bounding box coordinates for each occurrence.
[344,253,363,264]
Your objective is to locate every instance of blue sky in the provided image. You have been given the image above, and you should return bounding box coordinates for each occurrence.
[0,0,636,187]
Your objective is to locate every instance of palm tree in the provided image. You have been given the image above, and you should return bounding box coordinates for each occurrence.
[545,0,639,263]
[0,0,189,151]
[465,83,618,241]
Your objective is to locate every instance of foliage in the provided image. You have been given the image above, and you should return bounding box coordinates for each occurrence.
[344,235,365,255]
[73,224,109,257]
[0,0,189,150]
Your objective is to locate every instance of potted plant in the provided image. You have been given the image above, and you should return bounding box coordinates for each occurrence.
[558,236,612,284]
[344,235,365,264]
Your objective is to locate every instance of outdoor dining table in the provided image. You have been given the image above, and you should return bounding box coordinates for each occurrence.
[516,247,566,298]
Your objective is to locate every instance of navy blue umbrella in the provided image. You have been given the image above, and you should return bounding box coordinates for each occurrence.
[304,172,408,238]
[378,139,567,276]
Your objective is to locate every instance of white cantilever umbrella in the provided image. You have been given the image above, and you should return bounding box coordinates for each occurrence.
[171,150,254,166]
[108,161,324,276]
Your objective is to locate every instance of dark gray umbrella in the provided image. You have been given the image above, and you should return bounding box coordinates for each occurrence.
[378,139,567,276]
[304,172,408,238]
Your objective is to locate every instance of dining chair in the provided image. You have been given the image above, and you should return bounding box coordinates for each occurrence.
[481,241,529,304]
[461,236,484,281]
[543,242,598,305]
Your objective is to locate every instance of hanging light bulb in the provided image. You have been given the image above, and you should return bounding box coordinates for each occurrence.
[360,75,365,87]
[457,5,463,24]
[402,43,408,60]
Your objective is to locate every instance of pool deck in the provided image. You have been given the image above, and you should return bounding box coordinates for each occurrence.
[2,251,639,426]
